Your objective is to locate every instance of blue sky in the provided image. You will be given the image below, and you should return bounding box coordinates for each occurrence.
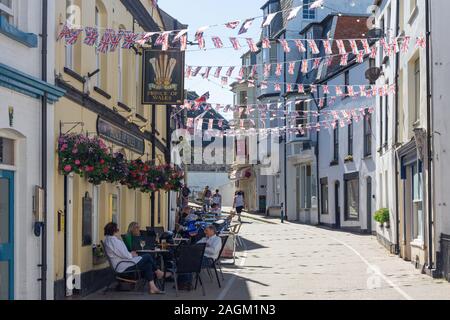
[159,0,267,114]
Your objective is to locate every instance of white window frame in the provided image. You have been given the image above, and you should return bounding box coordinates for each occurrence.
[64,0,74,69]
[0,0,16,26]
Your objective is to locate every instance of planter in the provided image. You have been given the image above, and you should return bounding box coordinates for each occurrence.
[384,221,390,229]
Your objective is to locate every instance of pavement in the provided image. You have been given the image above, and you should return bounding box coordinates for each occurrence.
[87,211,450,300]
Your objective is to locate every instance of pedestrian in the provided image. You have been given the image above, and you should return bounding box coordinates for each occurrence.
[233,191,245,222]
[212,189,222,210]
[202,186,212,212]
[180,185,191,209]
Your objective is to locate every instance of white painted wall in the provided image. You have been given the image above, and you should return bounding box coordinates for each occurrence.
[0,0,57,299]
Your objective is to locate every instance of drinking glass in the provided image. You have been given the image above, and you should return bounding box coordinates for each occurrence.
[140,240,146,250]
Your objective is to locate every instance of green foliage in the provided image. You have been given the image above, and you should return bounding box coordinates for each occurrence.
[374,208,390,224]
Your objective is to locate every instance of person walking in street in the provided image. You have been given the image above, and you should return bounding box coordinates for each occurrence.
[212,189,222,211]
[233,191,245,222]
[202,186,212,212]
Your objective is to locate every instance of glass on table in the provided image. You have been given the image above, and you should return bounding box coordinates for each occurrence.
[140,240,146,250]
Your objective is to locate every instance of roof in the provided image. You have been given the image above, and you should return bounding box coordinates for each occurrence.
[120,0,161,32]
[157,7,188,31]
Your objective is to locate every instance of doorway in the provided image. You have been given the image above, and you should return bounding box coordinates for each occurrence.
[335,181,341,229]
[367,177,372,233]
[64,175,74,297]
[0,170,14,300]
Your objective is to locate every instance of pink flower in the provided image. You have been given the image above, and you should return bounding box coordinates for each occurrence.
[75,160,81,165]
[64,165,72,172]
[72,148,78,154]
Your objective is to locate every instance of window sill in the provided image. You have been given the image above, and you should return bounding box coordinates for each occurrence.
[0,16,38,48]
[64,67,85,84]
[330,160,339,167]
[363,154,372,160]
[410,239,425,249]
[94,86,111,100]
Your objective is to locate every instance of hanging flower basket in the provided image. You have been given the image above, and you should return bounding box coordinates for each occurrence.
[106,152,129,184]
[58,134,110,185]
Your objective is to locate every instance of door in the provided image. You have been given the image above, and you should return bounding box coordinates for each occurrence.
[367,177,372,233]
[0,170,14,300]
[295,166,301,221]
[335,181,341,229]
[64,175,74,297]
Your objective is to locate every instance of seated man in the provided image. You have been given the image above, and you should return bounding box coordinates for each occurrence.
[210,203,221,215]
[103,222,171,295]
[197,225,222,267]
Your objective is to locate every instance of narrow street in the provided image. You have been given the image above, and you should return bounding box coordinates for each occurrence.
[90,214,450,300]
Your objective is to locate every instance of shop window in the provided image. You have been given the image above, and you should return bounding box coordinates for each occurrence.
[344,173,359,220]
[0,138,14,165]
[412,161,424,241]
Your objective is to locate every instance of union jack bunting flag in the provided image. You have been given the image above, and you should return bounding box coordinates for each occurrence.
[262,12,277,27]
[122,31,138,49]
[65,28,83,46]
[279,39,291,53]
[370,45,377,59]
[246,38,258,52]
[359,85,367,97]
[195,32,205,49]
[274,83,281,92]
[323,85,330,94]
[202,67,212,79]
[336,40,347,55]
[298,84,304,93]
[84,27,98,46]
[391,38,400,54]
[192,66,202,77]
[229,37,241,50]
[313,58,321,69]
[261,81,268,89]
[151,0,158,8]
[275,63,283,77]
[109,31,123,52]
[301,60,308,74]
[323,40,333,55]
[262,38,271,49]
[401,36,411,53]
[136,32,153,46]
[250,65,257,78]
[340,53,349,66]
[294,40,306,53]
[211,36,224,49]
[361,39,371,55]
[237,66,245,80]
[349,40,359,55]
[348,86,355,97]
[356,51,364,63]
[307,40,320,55]
[214,67,222,78]
[225,20,240,29]
[155,32,170,51]
[380,38,390,57]
[97,29,113,53]
[324,57,333,67]
[287,84,293,92]
[57,23,72,41]
[186,66,192,78]
[263,64,271,78]
[335,86,343,96]
[416,36,426,49]
[180,34,187,51]
[238,18,254,35]
[310,85,317,93]
[288,62,295,75]
[287,6,301,21]
[226,66,235,77]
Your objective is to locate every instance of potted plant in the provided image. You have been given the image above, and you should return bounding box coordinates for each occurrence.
[92,244,107,265]
[344,155,354,163]
[374,208,390,228]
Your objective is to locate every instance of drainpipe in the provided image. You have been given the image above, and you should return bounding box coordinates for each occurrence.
[151,104,156,227]
[283,35,288,223]
[425,0,434,271]
[40,0,48,300]
[394,0,400,255]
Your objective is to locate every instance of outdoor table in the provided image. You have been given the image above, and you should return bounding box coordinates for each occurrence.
[136,249,169,255]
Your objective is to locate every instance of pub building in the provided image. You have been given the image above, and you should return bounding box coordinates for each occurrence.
[52,1,186,299]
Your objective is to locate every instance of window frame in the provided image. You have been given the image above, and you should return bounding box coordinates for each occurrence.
[348,119,353,156]
[333,122,339,162]
[302,0,316,20]
[364,110,372,157]
[320,178,329,215]
[0,0,15,25]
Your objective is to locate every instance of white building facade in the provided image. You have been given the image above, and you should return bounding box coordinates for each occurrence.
[0,0,64,300]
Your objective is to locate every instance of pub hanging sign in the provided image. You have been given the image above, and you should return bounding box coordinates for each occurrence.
[142,49,185,105]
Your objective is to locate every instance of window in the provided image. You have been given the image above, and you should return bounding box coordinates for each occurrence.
[364,110,372,156]
[118,28,124,102]
[414,58,420,123]
[269,43,277,75]
[333,122,339,161]
[296,101,308,138]
[384,87,389,144]
[65,0,74,69]
[302,0,316,20]
[348,119,353,156]
[320,178,328,214]
[412,161,424,241]
[0,138,14,165]
[239,91,247,105]
[344,174,359,220]
[0,0,14,25]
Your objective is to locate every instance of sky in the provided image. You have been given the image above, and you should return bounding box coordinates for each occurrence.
[158,0,267,118]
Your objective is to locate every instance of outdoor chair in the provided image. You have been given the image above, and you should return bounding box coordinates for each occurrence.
[100,240,145,294]
[204,235,229,288]
[171,243,207,297]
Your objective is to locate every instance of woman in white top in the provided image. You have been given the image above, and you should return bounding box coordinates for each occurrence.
[233,191,245,222]
[103,222,171,294]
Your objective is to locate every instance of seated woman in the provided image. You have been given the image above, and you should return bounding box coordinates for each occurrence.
[122,222,141,251]
[103,222,171,295]
[210,203,221,215]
